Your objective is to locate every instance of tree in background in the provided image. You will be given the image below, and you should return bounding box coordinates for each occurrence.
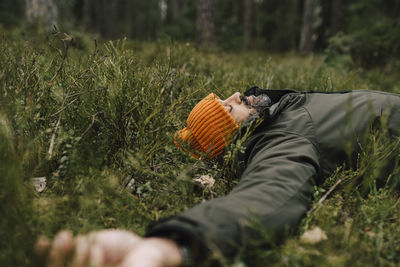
[243,0,253,47]
[330,0,343,35]
[163,0,196,40]
[0,0,25,27]
[343,0,400,67]
[168,0,181,22]
[25,0,58,28]
[299,0,315,53]
[253,0,301,51]
[56,0,162,39]
[1,0,399,67]
[196,0,215,48]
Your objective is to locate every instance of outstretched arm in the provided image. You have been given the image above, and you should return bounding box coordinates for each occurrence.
[148,132,320,261]
[39,133,319,266]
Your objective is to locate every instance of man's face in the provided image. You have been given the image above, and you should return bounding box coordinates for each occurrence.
[220,92,257,124]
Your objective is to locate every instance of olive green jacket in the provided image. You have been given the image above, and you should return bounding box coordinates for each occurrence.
[147,88,400,262]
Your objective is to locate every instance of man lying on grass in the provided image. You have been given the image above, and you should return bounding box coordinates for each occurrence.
[38,87,400,267]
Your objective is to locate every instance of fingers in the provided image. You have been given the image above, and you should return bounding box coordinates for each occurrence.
[120,238,182,267]
[71,235,91,267]
[45,232,104,267]
[35,235,51,257]
[39,229,146,267]
[35,235,52,266]
[87,229,143,265]
[47,230,74,267]
[89,244,105,266]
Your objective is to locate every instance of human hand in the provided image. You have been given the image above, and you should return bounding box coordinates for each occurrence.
[35,229,183,267]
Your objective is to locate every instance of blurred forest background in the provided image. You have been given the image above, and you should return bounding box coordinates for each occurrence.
[1,0,400,67]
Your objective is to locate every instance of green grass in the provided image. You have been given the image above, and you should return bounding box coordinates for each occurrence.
[1,26,400,266]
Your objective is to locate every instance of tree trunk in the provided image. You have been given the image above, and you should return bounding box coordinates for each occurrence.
[330,0,343,35]
[160,0,167,21]
[25,0,58,28]
[109,0,119,37]
[243,0,253,47]
[196,0,215,48]
[124,0,132,37]
[168,0,181,22]
[94,0,106,37]
[299,0,314,53]
[83,0,98,33]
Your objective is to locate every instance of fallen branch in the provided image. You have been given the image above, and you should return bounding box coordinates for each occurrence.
[49,33,72,84]
[308,176,347,213]
[47,115,61,160]
[77,113,98,142]
[51,99,77,117]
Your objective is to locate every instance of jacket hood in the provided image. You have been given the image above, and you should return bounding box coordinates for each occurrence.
[244,87,297,103]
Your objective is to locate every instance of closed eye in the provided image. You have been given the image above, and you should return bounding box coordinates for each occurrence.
[225,105,233,113]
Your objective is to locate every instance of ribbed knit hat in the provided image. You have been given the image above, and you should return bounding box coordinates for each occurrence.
[175,93,239,159]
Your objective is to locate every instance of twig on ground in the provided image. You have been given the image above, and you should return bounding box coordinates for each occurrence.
[51,98,77,117]
[49,33,72,84]
[308,176,348,213]
[77,113,99,142]
[47,115,61,160]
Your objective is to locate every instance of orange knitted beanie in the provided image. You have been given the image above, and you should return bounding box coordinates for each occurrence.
[175,93,239,159]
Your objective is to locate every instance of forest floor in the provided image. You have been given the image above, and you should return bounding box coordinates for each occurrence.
[1,26,400,266]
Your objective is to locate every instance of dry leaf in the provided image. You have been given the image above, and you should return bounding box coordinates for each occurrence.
[300,227,328,244]
[193,175,215,189]
[31,177,47,193]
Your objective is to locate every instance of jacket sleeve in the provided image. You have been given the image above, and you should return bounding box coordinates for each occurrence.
[147,132,320,260]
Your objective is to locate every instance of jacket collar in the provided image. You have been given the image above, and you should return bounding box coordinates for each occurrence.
[244,87,297,105]
[218,87,298,163]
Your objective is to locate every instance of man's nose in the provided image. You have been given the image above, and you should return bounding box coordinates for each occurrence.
[225,92,241,104]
